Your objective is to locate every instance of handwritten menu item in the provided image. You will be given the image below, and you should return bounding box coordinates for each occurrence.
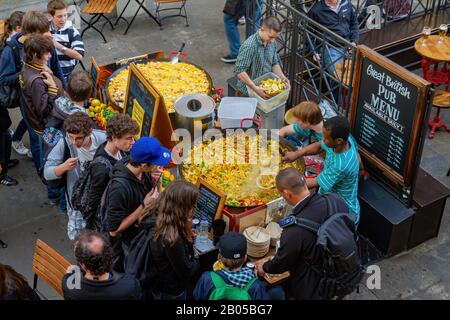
[123,63,160,138]
[350,45,430,187]
[193,178,226,225]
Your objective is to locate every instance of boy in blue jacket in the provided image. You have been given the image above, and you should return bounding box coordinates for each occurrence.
[194,232,285,300]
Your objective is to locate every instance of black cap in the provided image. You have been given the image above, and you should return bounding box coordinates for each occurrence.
[218,232,247,259]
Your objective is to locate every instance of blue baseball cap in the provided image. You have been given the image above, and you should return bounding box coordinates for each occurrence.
[130,137,172,166]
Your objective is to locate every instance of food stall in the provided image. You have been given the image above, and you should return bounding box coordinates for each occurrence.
[91,50,312,284]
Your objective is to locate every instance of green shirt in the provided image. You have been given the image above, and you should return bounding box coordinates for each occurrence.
[234,32,282,95]
[293,123,323,142]
[316,135,360,223]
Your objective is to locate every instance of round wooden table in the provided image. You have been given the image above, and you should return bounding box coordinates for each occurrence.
[415,35,450,62]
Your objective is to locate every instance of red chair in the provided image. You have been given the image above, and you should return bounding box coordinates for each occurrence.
[421,59,449,86]
[428,89,450,139]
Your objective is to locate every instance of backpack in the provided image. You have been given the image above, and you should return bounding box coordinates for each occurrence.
[209,272,257,300]
[0,41,22,109]
[71,155,113,219]
[97,177,127,233]
[38,133,71,189]
[293,195,365,300]
[124,222,159,294]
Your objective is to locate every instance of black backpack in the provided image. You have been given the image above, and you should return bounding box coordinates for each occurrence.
[71,155,113,220]
[293,195,365,300]
[97,177,127,233]
[0,41,22,109]
[124,221,159,295]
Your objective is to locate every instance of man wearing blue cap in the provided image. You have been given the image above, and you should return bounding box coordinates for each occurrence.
[101,136,172,272]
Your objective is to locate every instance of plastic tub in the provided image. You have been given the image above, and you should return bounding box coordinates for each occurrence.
[218,97,257,129]
[246,72,290,111]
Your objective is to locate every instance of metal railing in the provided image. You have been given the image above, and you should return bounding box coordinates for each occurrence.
[245,0,358,116]
[273,0,443,33]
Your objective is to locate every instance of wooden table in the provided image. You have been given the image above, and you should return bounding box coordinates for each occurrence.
[415,35,450,62]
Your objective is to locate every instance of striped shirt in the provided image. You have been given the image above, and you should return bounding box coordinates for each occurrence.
[317,135,360,223]
[50,21,85,81]
[293,123,323,142]
[234,32,282,95]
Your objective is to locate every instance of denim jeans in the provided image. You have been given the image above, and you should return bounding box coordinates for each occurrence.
[267,285,286,300]
[223,10,245,58]
[322,47,345,76]
[245,0,263,38]
[223,0,263,58]
[12,119,28,142]
[18,101,41,172]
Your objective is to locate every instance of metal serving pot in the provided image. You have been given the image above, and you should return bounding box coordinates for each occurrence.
[173,94,215,137]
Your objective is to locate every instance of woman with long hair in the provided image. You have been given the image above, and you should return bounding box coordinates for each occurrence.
[146,180,200,300]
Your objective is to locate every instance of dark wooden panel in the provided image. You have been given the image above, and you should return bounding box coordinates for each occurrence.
[360,10,450,49]
[413,168,450,207]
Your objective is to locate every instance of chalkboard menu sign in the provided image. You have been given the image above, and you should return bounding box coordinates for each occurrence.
[193,178,226,225]
[123,63,161,138]
[350,46,430,187]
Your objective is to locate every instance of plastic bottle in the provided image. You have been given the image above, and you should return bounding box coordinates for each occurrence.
[198,216,209,243]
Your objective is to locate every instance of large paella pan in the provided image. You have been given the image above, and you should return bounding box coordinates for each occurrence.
[105,58,213,113]
[181,130,305,208]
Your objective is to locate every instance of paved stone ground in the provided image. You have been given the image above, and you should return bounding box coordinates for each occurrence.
[0,0,449,300]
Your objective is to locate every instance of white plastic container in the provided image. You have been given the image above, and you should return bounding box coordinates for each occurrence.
[246,72,290,111]
[218,97,257,129]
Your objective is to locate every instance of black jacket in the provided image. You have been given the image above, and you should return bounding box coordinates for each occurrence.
[307,0,359,43]
[263,192,349,300]
[85,142,126,223]
[62,270,142,300]
[150,236,200,296]
[105,161,155,245]
[223,0,244,15]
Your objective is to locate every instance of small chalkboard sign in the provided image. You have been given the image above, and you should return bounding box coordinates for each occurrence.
[350,45,430,187]
[123,63,161,138]
[193,178,226,225]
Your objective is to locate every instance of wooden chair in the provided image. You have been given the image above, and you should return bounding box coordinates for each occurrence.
[0,20,5,36]
[155,0,189,30]
[80,0,118,43]
[334,59,353,111]
[428,89,450,139]
[32,239,71,299]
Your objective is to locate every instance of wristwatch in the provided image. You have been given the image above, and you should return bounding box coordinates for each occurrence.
[60,46,67,54]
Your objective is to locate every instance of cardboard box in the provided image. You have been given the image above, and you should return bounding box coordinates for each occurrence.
[222,205,267,233]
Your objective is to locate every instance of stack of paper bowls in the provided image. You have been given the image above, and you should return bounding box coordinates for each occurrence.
[266,222,282,247]
[243,226,271,258]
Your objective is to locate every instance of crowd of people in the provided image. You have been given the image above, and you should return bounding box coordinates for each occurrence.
[1,1,364,301]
